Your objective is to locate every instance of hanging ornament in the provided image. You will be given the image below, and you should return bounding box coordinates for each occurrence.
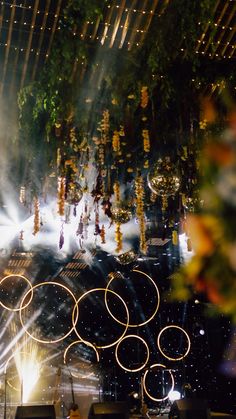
[112,207,132,224]
[66,181,83,206]
[135,175,147,254]
[65,204,71,224]
[113,181,120,204]
[172,230,178,245]
[115,223,123,253]
[94,208,101,236]
[59,223,64,249]
[100,225,106,244]
[76,215,84,236]
[112,130,120,153]
[140,86,149,109]
[142,129,150,153]
[101,197,112,218]
[19,186,26,205]
[58,176,66,216]
[147,157,180,197]
[91,173,104,203]
[33,197,40,236]
[76,215,84,249]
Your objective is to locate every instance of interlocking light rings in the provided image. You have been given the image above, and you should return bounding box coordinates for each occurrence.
[72,287,129,349]
[64,339,100,378]
[115,334,150,372]
[157,325,191,361]
[0,274,33,311]
[143,363,175,402]
[105,269,160,327]
[19,281,78,344]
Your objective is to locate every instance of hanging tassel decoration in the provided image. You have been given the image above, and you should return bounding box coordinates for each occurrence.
[135,176,147,254]
[100,225,106,244]
[115,223,122,253]
[172,230,178,245]
[59,223,64,249]
[58,176,66,216]
[33,197,40,236]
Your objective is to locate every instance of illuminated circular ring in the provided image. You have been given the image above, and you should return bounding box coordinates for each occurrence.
[72,288,129,349]
[157,325,191,361]
[143,363,175,402]
[64,339,100,378]
[0,274,33,311]
[115,334,150,372]
[105,269,160,327]
[19,281,78,344]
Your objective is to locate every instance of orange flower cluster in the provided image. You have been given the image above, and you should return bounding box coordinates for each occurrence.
[140,86,149,109]
[112,130,120,153]
[100,224,106,244]
[142,129,150,153]
[135,175,147,254]
[33,197,40,236]
[115,223,123,253]
[113,181,120,203]
[57,176,66,216]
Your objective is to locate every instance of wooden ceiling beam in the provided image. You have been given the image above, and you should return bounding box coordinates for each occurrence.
[45,0,63,60]
[9,0,27,97]
[109,0,126,48]
[127,0,148,51]
[211,2,236,57]
[31,0,51,81]
[20,0,40,88]
[139,0,161,46]
[0,0,16,96]
[100,3,113,46]
[196,0,220,53]
[202,0,230,54]
[119,0,138,49]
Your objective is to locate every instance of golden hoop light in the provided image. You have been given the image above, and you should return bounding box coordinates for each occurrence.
[105,269,160,328]
[143,363,175,402]
[64,339,100,378]
[157,325,191,361]
[72,288,129,349]
[19,281,78,344]
[115,334,150,372]
[0,274,33,311]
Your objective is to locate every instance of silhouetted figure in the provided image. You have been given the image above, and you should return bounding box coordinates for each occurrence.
[69,403,81,419]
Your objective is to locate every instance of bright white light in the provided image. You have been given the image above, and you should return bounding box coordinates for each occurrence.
[199,329,205,335]
[179,233,193,262]
[168,390,181,402]
[14,347,40,403]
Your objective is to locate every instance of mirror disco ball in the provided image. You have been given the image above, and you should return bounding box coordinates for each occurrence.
[147,157,180,196]
[112,207,132,224]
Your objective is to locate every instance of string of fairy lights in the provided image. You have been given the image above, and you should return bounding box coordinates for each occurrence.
[1,0,236,59]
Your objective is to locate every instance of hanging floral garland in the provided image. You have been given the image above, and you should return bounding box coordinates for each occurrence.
[140,86,149,109]
[135,175,147,254]
[112,130,120,153]
[57,176,66,216]
[33,197,40,236]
